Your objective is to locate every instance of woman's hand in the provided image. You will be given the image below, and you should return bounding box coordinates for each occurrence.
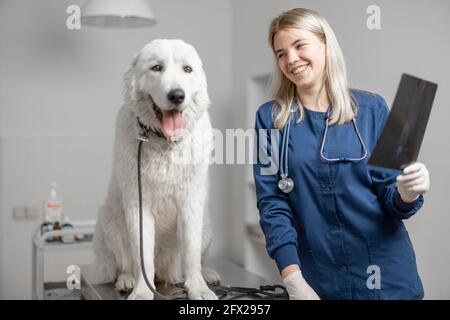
[396,162,430,203]
[283,270,321,300]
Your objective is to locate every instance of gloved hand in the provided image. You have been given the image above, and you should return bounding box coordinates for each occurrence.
[396,162,430,203]
[283,270,321,300]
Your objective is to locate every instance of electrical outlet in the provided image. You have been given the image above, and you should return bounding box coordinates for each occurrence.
[12,206,27,220]
[26,206,39,220]
[12,206,40,220]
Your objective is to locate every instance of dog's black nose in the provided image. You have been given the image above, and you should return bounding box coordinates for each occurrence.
[168,89,185,105]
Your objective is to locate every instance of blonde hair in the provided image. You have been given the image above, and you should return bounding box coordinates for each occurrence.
[268,8,355,128]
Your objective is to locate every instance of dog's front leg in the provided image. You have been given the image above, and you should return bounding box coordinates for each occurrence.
[125,202,156,300]
[178,193,218,300]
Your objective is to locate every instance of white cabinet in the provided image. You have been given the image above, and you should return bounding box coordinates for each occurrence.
[244,74,282,283]
[32,222,95,299]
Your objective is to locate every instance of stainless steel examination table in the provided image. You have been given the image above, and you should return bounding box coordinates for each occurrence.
[80,260,285,300]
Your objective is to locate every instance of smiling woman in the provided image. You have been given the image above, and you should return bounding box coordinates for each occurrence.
[268,8,355,128]
[253,7,431,300]
[274,29,326,97]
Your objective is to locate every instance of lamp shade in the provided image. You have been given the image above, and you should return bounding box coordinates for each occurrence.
[81,0,157,28]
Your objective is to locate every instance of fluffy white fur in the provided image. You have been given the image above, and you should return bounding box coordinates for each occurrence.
[86,39,219,300]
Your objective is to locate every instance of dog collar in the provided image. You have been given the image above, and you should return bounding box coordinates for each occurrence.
[137,117,165,141]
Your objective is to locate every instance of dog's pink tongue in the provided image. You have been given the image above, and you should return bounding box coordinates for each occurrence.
[161,109,184,137]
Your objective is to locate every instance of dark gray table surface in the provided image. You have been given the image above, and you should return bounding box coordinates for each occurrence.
[80,259,285,300]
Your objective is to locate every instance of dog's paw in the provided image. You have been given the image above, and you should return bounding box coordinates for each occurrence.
[188,286,218,300]
[127,288,154,300]
[202,268,221,285]
[185,276,218,300]
[115,273,135,293]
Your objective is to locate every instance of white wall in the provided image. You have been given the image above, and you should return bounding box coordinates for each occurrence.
[230,0,450,299]
[0,0,232,299]
[1,0,449,300]
[0,139,3,289]
[1,137,112,298]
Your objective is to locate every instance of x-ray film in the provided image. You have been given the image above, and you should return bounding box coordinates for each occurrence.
[368,74,438,170]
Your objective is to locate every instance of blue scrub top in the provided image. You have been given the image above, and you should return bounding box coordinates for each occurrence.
[253,90,424,300]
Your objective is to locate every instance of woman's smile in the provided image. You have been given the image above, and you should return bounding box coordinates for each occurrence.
[290,63,310,76]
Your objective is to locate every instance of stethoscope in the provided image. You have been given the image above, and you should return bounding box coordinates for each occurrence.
[278,100,368,194]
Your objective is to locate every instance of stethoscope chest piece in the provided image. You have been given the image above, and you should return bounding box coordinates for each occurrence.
[278,174,294,193]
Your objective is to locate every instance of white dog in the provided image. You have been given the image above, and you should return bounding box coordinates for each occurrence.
[86,39,219,300]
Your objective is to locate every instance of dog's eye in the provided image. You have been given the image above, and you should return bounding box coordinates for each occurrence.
[150,65,163,72]
[183,66,193,73]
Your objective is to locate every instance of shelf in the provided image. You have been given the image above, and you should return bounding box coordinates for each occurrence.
[44,282,82,300]
[32,222,96,299]
[35,240,93,252]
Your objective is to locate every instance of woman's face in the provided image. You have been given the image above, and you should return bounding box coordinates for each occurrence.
[273,28,326,91]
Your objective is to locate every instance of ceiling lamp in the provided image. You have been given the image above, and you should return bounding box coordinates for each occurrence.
[81,0,157,28]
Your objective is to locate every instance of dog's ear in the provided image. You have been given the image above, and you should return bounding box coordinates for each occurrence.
[124,52,140,76]
[123,52,141,101]
[130,52,140,67]
[193,90,210,111]
[192,69,210,110]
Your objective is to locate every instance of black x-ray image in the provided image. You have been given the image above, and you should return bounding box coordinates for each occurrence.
[368,74,438,170]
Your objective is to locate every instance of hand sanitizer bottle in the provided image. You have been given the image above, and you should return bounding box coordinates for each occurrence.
[44,182,62,241]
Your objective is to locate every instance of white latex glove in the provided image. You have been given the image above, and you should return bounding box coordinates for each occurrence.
[283,270,321,300]
[396,162,430,203]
